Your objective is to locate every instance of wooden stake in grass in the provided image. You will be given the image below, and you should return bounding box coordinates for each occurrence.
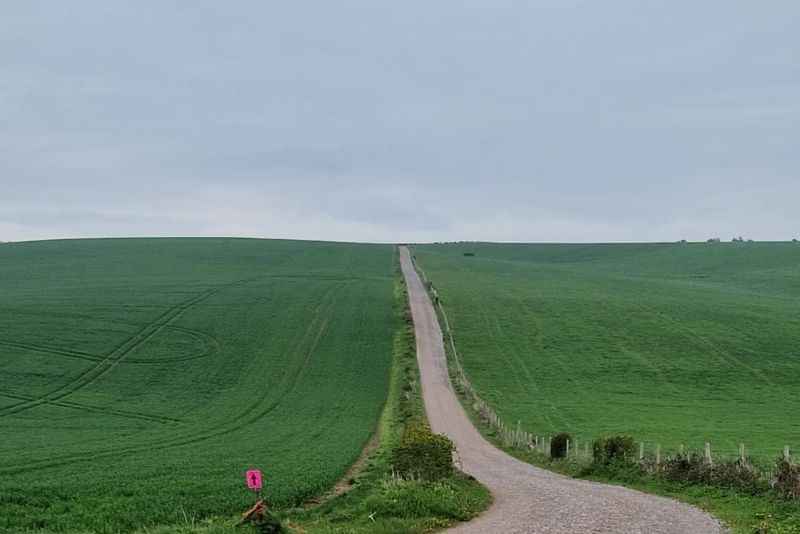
[739,443,746,463]
[704,443,713,466]
[656,444,661,466]
[784,445,791,461]
[639,442,644,461]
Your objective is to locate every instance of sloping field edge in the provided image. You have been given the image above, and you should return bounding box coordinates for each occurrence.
[409,246,800,534]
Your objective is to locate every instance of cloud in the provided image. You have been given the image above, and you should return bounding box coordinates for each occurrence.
[1,1,798,242]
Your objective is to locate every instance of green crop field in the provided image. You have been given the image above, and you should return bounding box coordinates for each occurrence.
[0,238,396,534]
[412,242,800,461]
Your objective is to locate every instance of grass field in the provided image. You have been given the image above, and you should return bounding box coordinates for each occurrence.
[412,242,800,460]
[0,238,397,534]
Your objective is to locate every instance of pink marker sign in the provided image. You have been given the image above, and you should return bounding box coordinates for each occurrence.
[246,469,263,491]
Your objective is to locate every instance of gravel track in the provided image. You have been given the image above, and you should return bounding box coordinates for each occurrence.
[399,246,726,534]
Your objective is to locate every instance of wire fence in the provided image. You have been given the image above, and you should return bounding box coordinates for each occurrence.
[409,252,796,483]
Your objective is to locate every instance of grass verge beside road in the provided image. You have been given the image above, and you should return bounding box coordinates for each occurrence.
[283,267,491,533]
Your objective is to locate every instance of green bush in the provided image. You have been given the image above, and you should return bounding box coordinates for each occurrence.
[550,433,572,459]
[711,459,764,495]
[775,458,800,500]
[362,476,488,521]
[393,422,455,481]
[661,452,709,484]
[661,453,765,495]
[592,435,635,464]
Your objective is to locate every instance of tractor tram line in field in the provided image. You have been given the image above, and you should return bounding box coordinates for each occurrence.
[0,277,260,418]
[0,339,106,363]
[473,293,566,429]
[638,301,782,393]
[0,327,220,365]
[0,289,216,417]
[0,280,346,476]
[0,391,182,424]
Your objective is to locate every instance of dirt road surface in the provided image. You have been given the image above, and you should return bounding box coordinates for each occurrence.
[399,246,725,534]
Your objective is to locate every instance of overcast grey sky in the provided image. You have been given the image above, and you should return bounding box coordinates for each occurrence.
[2,1,798,243]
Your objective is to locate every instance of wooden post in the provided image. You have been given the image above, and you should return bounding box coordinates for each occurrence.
[585,442,589,459]
[704,442,713,466]
[656,444,661,466]
[739,443,746,463]
[639,442,645,461]
[566,439,570,457]
[574,438,578,458]
[784,445,791,461]
[679,444,684,456]
[547,436,552,457]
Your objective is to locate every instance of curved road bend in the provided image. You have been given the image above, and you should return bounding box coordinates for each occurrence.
[399,246,725,534]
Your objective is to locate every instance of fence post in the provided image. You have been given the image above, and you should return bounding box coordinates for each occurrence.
[585,442,589,459]
[739,443,746,463]
[574,438,578,458]
[566,439,570,457]
[656,444,661,466]
[784,445,791,461]
[639,442,645,461]
[704,443,713,466]
[679,444,684,456]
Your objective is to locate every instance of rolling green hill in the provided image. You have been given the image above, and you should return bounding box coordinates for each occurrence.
[0,238,396,534]
[412,242,800,460]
